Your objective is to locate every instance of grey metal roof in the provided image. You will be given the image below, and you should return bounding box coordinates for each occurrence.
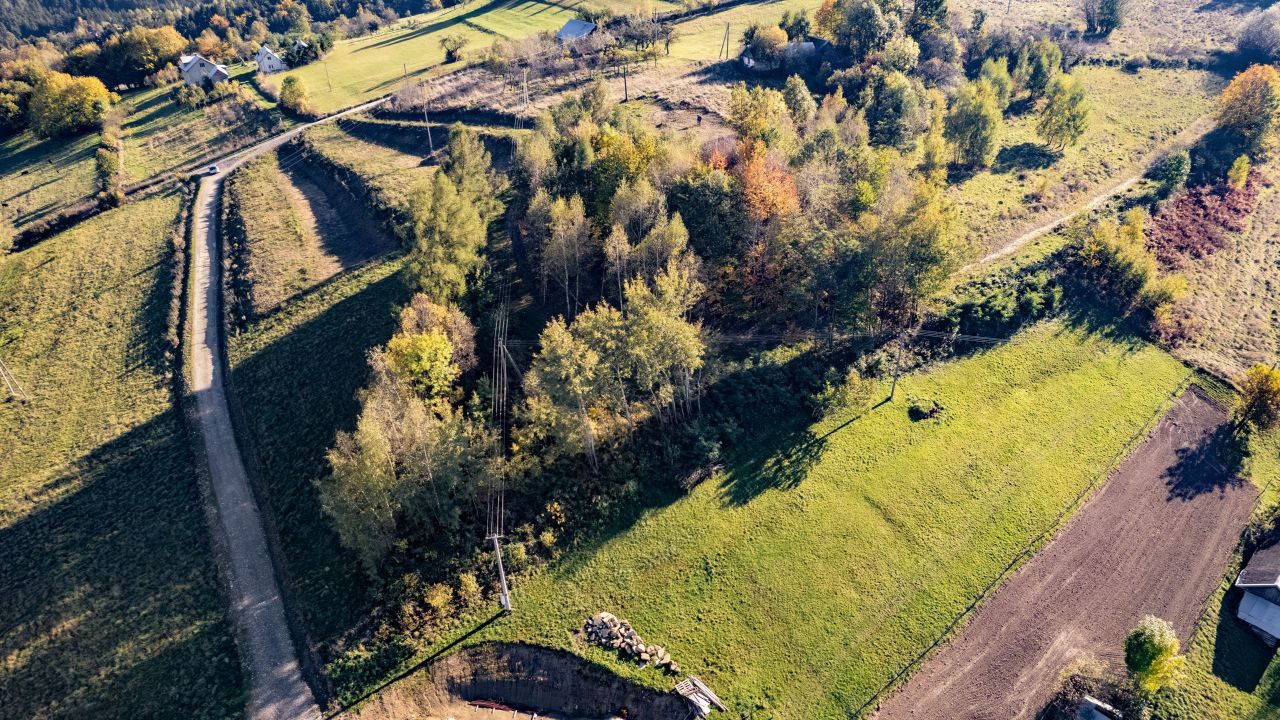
[1239,543,1280,587]
[556,19,596,42]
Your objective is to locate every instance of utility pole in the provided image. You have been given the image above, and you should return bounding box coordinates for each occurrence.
[623,62,629,102]
[324,61,332,91]
[719,22,730,59]
[421,81,434,155]
[889,334,905,401]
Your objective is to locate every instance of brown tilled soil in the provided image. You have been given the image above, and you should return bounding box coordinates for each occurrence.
[346,642,690,720]
[875,387,1256,720]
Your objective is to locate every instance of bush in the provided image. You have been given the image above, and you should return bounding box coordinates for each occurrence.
[907,395,945,421]
[811,366,875,418]
[173,82,206,108]
[1152,150,1190,194]
[1124,615,1185,694]
[279,75,316,117]
[1228,153,1251,189]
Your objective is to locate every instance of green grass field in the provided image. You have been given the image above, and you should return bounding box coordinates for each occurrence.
[0,129,100,242]
[462,321,1191,718]
[225,151,340,315]
[227,256,412,646]
[951,65,1222,253]
[287,0,590,113]
[0,192,243,718]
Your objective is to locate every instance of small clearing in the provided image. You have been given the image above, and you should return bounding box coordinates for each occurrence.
[875,387,1256,720]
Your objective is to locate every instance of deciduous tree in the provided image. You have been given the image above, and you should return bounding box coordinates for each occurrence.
[1218,64,1280,156]
[1037,74,1088,150]
[945,79,1001,167]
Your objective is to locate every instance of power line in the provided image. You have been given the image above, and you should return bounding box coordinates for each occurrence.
[0,354,27,403]
[486,287,512,614]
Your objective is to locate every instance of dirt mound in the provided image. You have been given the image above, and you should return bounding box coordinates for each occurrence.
[874,386,1257,720]
[347,642,691,720]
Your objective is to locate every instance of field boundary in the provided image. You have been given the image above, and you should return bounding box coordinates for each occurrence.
[855,368,1196,717]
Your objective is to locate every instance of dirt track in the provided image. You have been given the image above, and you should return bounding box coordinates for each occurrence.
[876,387,1256,720]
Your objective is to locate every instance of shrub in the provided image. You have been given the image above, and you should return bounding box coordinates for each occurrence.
[423,583,453,614]
[1152,150,1190,194]
[457,572,482,608]
[1228,153,1251,189]
[1084,0,1128,36]
[173,82,206,108]
[811,366,875,418]
[907,395,945,421]
[1124,615,1185,694]
[439,34,469,63]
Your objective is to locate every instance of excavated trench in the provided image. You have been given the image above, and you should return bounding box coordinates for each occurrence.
[349,643,693,720]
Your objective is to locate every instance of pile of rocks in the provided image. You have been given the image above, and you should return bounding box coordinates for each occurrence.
[583,612,681,674]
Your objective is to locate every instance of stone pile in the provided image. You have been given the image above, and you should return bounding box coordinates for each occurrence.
[583,612,681,674]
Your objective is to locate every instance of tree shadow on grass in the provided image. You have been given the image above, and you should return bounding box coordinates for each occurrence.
[226,261,411,646]
[0,412,244,719]
[994,143,1060,174]
[1210,589,1274,694]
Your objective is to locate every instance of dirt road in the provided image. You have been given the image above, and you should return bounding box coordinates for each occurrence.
[189,99,384,719]
[976,114,1217,266]
[875,387,1255,720]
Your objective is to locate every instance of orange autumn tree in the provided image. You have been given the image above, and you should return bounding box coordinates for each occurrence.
[1219,64,1280,155]
[736,139,800,222]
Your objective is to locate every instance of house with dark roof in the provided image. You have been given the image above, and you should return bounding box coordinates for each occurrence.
[1236,542,1280,644]
[556,19,597,43]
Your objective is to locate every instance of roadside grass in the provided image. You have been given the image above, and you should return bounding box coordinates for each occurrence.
[0,192,243,718]
[120,81,285,182]
[951,65,1222,254]
[1150,430,1280,720]
[285,0,588,113]
[0,129,100,241]
[297,122,436,209]
[454,320,1191,718]
[226,256,412,647]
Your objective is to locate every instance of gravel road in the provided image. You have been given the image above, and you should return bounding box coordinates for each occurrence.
[189,98,384,719]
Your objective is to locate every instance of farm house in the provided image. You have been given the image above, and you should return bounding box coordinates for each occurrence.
[1236,543,1280,644]
[255,46,289,74]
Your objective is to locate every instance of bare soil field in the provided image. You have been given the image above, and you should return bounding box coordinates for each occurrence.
[875,387,1256,720]
[345,642,690,720]
[1169,177,1280,381]
[950,0,1258,58]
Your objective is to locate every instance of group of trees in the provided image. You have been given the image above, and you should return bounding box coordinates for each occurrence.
[0,48,115,137]
[1076,209,1187,328]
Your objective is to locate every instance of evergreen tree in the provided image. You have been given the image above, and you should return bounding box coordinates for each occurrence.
[406,173,487,302]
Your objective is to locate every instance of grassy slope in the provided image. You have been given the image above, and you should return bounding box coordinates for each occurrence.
[287,0,589,113]
[0,129,100,239]
[300,122,436,209]
[0,192,242,718]
[950,65,1222,253]
[477,321,1190,718]
[227,257,412,645]
[1152,432,1280,720]
[225,150,334,314]
[120,78,285,182]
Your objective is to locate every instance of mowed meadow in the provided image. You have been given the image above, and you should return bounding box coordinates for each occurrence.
[474,321,1193,718]
[0,192,243,718]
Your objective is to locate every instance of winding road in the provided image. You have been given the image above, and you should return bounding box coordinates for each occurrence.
[189,98,384,720]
